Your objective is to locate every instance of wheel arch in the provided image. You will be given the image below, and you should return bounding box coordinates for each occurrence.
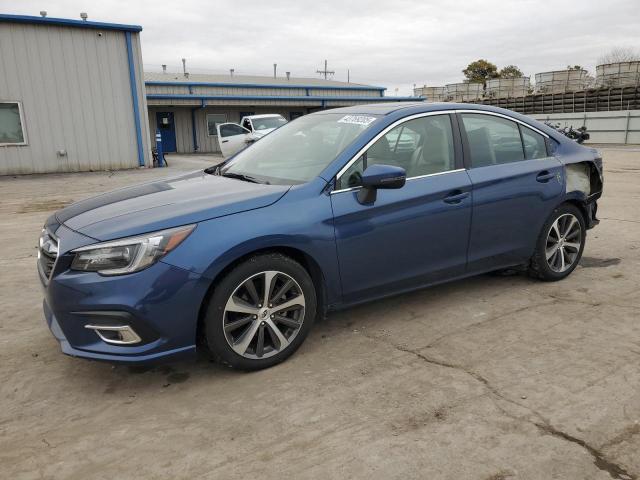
[562,196,589,222]
[196,245,329,347]
[559,192,597,229]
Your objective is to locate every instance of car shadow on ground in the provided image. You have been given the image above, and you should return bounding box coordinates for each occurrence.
[67,255,619,394]
[76,271,535,389]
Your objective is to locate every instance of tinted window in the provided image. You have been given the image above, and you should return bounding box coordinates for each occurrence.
[461,114,524,167]
[219,124,248,137]
[520,125,548,159]
[338,115,455,189]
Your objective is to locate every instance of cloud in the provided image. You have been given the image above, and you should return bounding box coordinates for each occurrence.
[2,0,638,95]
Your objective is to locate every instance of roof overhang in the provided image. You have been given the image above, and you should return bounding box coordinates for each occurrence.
[145,80,386,92]
[0,14,142,32]
[146,94,422,106]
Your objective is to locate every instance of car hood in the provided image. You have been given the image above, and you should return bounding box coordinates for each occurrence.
[56,171,290,241]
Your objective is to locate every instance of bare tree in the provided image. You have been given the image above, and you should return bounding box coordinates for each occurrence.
[598,47,640,65]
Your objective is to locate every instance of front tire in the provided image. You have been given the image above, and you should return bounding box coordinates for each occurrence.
[529,203,586,281]
[203,253,316,370]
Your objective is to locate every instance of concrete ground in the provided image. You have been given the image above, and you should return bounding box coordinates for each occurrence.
[0,149,638,480]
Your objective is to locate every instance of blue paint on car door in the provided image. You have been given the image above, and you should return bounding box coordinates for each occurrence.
[156,112,177,153]
[465,159,564,271]
[331,171,473,304]
[458,112,564,272]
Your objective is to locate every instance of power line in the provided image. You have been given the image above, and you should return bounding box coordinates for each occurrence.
[316,59,335,80]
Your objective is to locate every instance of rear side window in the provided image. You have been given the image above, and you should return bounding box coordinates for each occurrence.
[461,113,524,167]
[520,125,548,159]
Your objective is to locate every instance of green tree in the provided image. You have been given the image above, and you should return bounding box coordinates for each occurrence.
[499,65,524,78]
[567,65,583,70]
[462,59,499,85]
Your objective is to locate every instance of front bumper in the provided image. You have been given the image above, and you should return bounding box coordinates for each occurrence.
[44,301,196,363]
[41,233,210,364]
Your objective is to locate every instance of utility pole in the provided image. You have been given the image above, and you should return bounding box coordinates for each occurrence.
[273,63,277,79]
[347,69,350,83]
[316,60,335,80]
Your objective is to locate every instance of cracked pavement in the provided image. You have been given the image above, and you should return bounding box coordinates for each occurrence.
[0,149,639,479]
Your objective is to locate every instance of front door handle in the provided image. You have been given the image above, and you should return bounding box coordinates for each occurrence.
[536,171,555,182]
[221,139,229,143]
[443,190,469,204]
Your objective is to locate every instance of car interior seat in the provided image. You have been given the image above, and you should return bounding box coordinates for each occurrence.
[409,124,452,176]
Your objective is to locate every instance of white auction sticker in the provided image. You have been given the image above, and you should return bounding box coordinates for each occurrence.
[337,115,377,126]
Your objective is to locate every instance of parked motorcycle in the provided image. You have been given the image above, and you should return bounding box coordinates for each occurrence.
[544,122,590,144]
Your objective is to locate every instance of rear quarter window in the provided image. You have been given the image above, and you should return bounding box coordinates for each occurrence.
[520,125,548,159]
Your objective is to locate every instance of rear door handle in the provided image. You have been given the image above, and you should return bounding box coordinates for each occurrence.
[221,140,229,143]
[443,190,469,204]
[536,171,555,182]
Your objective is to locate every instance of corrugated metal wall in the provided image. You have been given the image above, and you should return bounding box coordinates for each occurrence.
[530,110,640,144]
[0,23,150,174]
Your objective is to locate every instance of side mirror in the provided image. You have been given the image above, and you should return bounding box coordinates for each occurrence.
[357,164,406,204]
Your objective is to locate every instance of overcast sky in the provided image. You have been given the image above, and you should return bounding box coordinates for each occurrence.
[2,0,639,95]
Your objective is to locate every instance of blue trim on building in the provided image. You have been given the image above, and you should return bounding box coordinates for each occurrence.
[145,80,386,92]
[0,14,142,32]
[125,32,145,167]
[147,94,421,102]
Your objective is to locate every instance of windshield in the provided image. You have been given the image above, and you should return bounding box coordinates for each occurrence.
[253,116,287,131]
[220,113,380,185]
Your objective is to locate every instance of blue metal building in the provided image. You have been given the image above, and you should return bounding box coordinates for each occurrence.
[0,14,151,174]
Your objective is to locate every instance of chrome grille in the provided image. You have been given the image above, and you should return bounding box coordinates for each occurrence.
[38,229,59,280]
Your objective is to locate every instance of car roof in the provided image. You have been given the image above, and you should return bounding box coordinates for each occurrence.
[311,102,522,116]
[311,101,566,142]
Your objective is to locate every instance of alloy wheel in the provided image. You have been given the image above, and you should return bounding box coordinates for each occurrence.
[545,213,582,273]
[223,270,306,359]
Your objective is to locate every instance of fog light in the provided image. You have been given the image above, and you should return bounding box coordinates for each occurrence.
[85,324,142,345]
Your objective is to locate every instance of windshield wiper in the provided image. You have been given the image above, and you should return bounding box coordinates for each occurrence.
[220,172,261,184]
[204,160,226,175]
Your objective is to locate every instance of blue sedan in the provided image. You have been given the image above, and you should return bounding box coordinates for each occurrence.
[38,103,603,369]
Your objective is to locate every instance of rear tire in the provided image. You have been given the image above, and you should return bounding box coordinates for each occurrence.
[529,203,586,281]
[203,253,316,370]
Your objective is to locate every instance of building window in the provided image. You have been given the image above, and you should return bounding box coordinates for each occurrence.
[206,114,227,136]
[0,102,27,145]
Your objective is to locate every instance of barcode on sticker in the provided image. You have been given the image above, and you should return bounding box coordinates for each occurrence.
[337,115,377,126]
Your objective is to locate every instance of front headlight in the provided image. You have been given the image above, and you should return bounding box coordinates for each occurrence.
[70,225,195,275]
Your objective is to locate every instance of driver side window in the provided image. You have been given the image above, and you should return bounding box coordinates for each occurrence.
[337,114,455,189]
